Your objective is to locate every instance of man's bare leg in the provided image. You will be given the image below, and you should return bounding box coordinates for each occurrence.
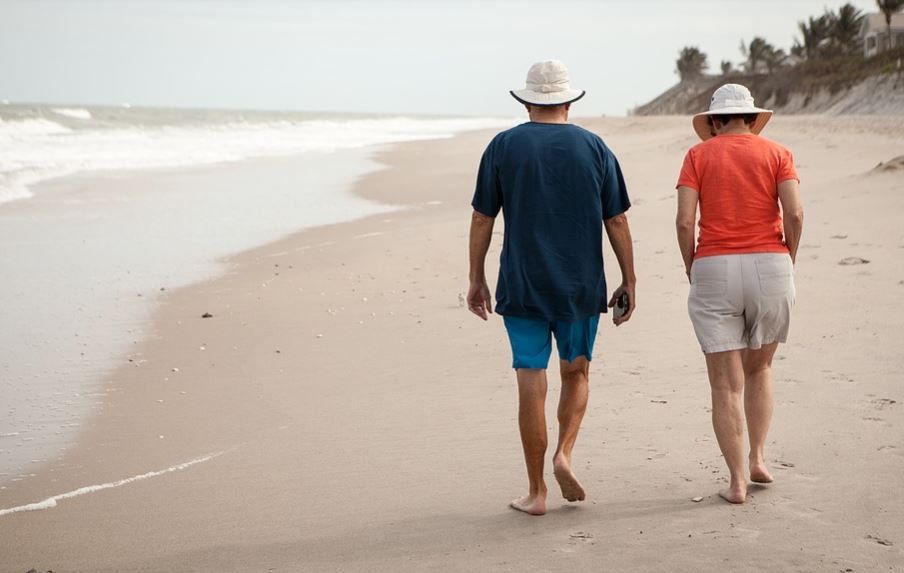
[705,350,748,503]
[742,342,778,484]
[553,357,589,502]
[512,368,548,515]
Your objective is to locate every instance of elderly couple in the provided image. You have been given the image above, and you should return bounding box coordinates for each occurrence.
[467,60,804,514]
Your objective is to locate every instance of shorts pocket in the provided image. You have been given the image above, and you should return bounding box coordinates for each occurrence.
[691,258,728,296]
[756,258,793,297]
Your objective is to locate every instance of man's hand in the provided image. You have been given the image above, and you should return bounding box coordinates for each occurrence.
[603,212,637,327]
[467,280,493,320]
[607,281,636,326]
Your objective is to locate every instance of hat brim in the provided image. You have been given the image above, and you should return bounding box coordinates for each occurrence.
[692,107,773,141]
[510,89,585,107]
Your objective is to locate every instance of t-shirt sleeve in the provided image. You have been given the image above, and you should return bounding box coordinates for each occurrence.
[776,147,799,184]
[471,138,503,217]
[676,149,699,190]
[601,151,631,219]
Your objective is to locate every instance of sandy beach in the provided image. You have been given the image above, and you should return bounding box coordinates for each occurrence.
[1,116,902,571]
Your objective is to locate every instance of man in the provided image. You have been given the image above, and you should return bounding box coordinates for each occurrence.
[675,84,803,504]
[467,60,637,516]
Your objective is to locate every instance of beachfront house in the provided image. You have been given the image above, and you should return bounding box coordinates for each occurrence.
[861,12,904,57]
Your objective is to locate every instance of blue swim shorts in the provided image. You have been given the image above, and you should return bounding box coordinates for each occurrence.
[503,315,600,370]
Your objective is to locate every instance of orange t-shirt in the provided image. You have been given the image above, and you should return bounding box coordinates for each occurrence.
[677,134,799,259]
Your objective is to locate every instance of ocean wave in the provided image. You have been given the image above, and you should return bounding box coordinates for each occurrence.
[51,107,93,120]
[0,117,72,136]
[0,114,515,205]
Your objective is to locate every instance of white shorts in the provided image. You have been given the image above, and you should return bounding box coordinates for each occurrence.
[688,253,795,354]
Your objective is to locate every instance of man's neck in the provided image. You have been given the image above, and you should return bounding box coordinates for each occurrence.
[717,121,753,136]
[528,111,569,124]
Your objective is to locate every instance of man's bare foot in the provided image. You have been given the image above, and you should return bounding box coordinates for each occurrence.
[553,456,586,502]
[750,461,774,484]
[718,483,747,504]
[510,494,546,516]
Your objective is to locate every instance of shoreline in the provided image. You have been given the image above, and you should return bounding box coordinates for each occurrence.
[0,146,396,483]
[0,125,501,499]
[1,117,902,571]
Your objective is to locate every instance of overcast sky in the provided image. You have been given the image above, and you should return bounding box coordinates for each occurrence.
[0,0,881,116]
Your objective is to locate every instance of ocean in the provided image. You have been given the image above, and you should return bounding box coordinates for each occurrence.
[0,104,514,484]
[0,104,510,204]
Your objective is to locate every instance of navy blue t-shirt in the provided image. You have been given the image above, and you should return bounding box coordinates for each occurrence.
[471,122,631,322]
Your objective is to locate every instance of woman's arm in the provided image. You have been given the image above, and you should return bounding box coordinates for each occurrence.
[676,186,699,281]
[778,180,804,264]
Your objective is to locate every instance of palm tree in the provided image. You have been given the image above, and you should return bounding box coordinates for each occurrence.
[797,14,832,58]
[740,37,777,72]
[675,46,709,81]
[831,4,866,54]
[877,0,904,50]
[720,60,733,75]
[764,46,786,73]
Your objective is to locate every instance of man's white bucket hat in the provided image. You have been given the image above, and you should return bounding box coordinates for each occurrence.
[693,84,773,141]
[510,60,585,107]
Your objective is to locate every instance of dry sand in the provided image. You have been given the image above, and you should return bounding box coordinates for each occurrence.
[1,116,902,572]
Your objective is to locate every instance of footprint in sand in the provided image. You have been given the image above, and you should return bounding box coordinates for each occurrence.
[870,398,898,409]
[866,534,893,546]
[569,532,593,541]
[782,502,828,523]
[839,257,870,266]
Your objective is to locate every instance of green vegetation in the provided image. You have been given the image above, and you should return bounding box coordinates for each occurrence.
[649,1,903,115]
[792,4,866,58]
[675,46,709,81]
[878,0,904,49]
[740,37,785,73]
[674,1,903,80]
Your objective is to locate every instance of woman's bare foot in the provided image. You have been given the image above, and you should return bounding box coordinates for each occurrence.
[553,455,586,502]
[510,493,547,516]
[718,480,747,504]
[750,459,774,483]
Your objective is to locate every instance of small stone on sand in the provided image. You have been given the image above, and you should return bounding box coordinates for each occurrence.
[201,312,213,318]
[692,496,704,502]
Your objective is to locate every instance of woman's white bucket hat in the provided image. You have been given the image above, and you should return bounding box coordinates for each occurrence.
[693,84,773,141]
[510,60,585,107]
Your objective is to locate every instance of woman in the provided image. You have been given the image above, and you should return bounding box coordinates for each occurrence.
[675,84,804,504]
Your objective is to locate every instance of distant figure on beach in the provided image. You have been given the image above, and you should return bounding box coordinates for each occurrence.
[675,84,804,504]
[467,60,637,516]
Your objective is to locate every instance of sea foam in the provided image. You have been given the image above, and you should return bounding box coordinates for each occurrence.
[0,108,514,204]
[0,452,222,517]
[51,107,93,120]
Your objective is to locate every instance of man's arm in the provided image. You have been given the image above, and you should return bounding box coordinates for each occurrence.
[778,179,803,264]
[603,213,636,326]
[676,186,699,280]
[468,210,495,320]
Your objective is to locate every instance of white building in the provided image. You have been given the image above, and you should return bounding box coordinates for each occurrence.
[861,12,904,57]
